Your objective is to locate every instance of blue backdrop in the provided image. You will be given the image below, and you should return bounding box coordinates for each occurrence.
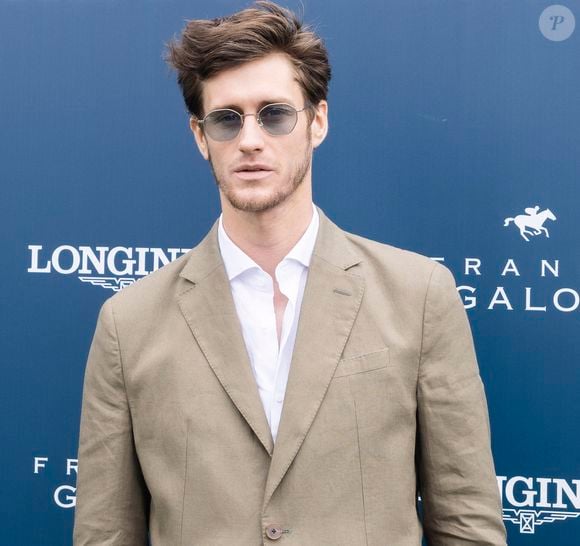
[1,1,578,544]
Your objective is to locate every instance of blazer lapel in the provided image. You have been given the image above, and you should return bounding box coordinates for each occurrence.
[263,211,365,509]
[177,224,274,456]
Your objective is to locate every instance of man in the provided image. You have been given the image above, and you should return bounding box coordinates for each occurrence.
[74,2,507,545]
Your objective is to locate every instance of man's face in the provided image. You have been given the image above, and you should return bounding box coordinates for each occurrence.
[190,53,328,214]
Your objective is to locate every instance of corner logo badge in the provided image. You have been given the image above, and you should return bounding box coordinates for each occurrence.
[503,206,556,242]
[539,5,576,42]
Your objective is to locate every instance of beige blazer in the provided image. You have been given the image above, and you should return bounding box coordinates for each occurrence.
[74,210,506,545]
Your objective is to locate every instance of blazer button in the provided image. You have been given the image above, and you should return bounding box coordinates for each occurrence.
[265,525,283,540]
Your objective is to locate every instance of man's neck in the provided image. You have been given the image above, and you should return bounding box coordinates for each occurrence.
[220,199,314,278]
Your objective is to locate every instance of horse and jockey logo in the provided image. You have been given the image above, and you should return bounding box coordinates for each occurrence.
[504,206,557,242]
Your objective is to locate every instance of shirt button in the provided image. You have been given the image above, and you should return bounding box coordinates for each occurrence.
[265,525,284,540]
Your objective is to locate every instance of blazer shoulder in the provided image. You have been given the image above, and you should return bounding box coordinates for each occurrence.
[342,230,449,284]
[100,241,209,324]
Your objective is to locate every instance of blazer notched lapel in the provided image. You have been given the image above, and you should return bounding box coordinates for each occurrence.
[263,211,365,509]
[177,224,275,456]
[176,211,365,503]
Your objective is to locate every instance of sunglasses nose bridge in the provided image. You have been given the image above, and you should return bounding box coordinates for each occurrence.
[240,112,263,128]
[237,112,266,146]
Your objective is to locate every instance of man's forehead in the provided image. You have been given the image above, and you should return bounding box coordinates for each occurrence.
[201,53,303,112]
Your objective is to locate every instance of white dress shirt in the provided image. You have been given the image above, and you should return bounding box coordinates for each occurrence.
[217,206,319,442]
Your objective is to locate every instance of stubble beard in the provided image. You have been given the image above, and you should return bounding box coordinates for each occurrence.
[208,134,312,213]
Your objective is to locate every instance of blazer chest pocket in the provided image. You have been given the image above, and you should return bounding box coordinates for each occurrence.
[333,347,390,378]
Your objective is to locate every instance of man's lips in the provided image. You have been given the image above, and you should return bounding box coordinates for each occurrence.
[233,164,274,180]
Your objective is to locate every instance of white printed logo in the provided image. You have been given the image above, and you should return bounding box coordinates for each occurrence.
[539,5,576,42]
[27,245,190,292]
[78,276,138,292]
[33,456,77,509]
[503,508,580,534]
[503,206,556,242]
[432,204,578,312]
[498,476,580,534]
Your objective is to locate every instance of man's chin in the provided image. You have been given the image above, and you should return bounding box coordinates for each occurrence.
[223,190,289,213]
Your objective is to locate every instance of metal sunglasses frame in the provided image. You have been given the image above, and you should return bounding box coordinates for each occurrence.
[194,102,309,141]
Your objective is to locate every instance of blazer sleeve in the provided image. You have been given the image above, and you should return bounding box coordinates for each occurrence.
[416,263,507,546]
[73,299,150,546]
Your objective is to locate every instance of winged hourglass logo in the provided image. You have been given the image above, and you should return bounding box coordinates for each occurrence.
[503,508,580,534]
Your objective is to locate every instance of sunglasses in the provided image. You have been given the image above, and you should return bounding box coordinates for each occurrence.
[195,103,309,142]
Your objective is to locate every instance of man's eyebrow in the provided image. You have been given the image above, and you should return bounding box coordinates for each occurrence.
[210,98,297,112]
[257,98,296,108]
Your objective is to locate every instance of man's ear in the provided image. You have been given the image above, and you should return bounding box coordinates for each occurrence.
[310,100,329,149]
[190,117,209,160]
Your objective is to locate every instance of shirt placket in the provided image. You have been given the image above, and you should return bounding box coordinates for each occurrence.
[269,261,302,438]
[242,270,277,421]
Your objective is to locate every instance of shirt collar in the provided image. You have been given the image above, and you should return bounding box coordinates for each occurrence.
[218,204,319,282]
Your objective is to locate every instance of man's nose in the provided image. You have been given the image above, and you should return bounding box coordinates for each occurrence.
[237,115,265,152]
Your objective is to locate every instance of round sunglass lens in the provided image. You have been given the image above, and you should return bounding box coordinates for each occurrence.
[260,105,297,135]
[205,110,242,141]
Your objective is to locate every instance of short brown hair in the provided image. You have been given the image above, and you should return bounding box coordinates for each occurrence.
[165,1,331,118]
